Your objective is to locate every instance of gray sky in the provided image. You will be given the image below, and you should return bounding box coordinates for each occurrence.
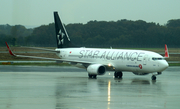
[1,0,180,26]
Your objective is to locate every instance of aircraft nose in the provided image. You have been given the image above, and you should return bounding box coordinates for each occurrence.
[160,61,169,71]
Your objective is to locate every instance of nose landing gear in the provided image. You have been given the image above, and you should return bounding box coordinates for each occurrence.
[151,75,156,80]
[151,72,162,80]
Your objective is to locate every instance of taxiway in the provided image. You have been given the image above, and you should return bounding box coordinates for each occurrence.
[0,66,180,109]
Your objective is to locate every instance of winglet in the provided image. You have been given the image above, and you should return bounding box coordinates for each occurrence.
[5,42,15,56]
[165,44,169,58]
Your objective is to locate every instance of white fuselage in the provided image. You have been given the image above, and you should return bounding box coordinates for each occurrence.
[56,48,169,74]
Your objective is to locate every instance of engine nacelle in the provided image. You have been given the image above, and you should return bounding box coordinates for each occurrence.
[132,72,149,75]
[87,64,106,75]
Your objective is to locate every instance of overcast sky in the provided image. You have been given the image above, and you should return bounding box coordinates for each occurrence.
[1,0,180,26]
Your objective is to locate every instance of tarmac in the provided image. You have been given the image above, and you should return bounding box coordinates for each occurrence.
[0,65,180,109]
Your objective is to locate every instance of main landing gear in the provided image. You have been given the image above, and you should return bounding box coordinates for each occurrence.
[151,72,162,80]
[114,71,123,78]
[88,74,97,79]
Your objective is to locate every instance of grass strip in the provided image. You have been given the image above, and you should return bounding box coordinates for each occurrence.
[169,63,180,66]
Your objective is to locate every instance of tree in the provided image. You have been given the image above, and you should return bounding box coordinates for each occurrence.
[167,19,180,28]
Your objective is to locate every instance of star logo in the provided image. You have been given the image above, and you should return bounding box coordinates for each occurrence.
[57,29,65,45]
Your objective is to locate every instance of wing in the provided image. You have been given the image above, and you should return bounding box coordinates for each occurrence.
[20,46,60,53]
[5,42,114,70]
[164,44,169,58]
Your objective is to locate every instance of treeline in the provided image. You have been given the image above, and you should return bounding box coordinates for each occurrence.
[1,19,180,48]
[0,24,33,46]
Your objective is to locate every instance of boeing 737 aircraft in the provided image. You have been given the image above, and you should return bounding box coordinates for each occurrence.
[6,12,169,80]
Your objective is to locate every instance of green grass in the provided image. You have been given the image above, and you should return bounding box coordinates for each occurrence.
[169,63,180,66]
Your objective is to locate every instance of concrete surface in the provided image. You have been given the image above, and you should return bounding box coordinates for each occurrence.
[0,66,180,109]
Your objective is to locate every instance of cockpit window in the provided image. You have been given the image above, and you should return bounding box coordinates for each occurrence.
[152,57,165,61]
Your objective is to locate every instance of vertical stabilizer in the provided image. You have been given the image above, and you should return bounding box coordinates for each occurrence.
[54,12,71,48]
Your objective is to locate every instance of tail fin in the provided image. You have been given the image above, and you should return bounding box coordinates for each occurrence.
[54,12,71,48]
[164,44,169,58]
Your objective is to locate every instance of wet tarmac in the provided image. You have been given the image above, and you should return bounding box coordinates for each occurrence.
[0,66,180,109]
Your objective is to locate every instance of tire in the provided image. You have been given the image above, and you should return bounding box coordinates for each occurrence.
[151,75,156,80]
[117,72,123,78]
[114,72,123,78]
[114,72,118,78]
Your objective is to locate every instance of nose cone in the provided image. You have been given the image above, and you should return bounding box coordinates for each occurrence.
[159,61,169,71]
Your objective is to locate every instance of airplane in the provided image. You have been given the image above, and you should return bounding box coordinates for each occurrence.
[5,11,169,80]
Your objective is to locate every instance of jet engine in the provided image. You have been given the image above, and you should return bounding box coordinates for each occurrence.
[87,64,106,75]
[132,72,149,75]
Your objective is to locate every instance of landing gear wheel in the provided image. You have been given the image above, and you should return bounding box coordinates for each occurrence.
[114,72,123,78]
[92,75,97,78]
[88,74,92,78]
[151,75,156,80]
[88,74,97,79]
[114,72,118,78]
